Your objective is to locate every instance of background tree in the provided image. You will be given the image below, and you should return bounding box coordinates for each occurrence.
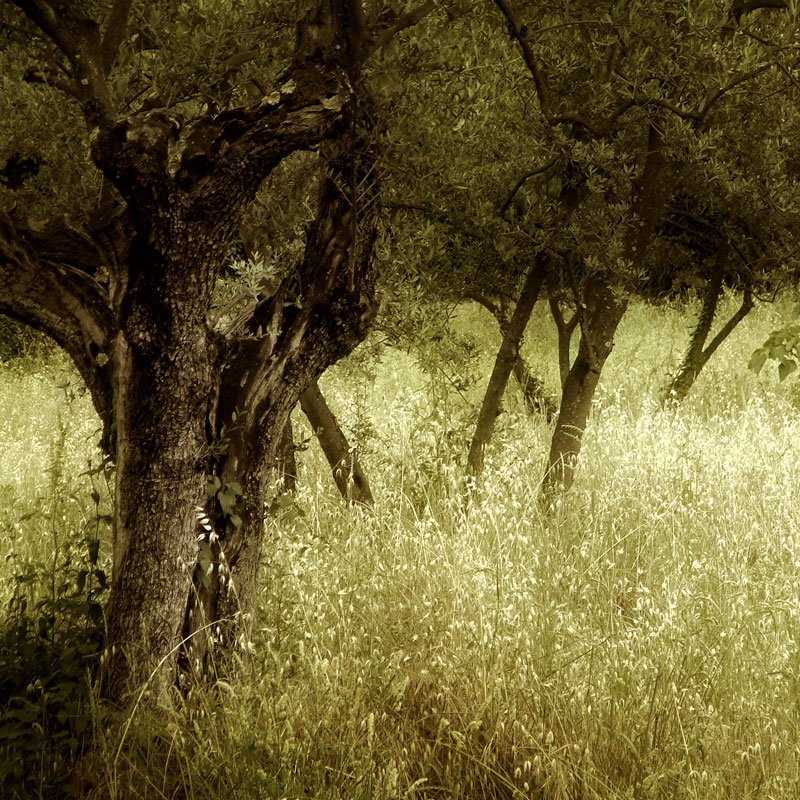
[378,0,800,492]
[0,0,432,701]
[655,75,800,402]
[489,0,800,492]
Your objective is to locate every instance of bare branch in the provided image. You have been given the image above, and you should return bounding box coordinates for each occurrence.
[548,111,608,135]
[731,0,789,23]
[603,98,635,129]
[22,64,75,95]
[492,0,554,120]
[465,289,505,321]
[639,95,702,122]
[492,1,617,136]
[698,62,775,126]
[388,199,482,241]
[549,297,579,334]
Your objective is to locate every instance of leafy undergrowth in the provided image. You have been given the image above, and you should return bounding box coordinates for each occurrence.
[0,361,111,799]
[2,297,800,798]
[0,542,106,800]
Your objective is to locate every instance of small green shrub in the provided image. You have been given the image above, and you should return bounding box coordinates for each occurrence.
[0,526,108,799]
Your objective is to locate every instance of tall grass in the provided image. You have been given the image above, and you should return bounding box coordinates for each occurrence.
[1,294,799,799]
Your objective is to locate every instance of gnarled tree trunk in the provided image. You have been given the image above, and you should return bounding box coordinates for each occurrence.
[0,0,433,701]
[180,144,380,684]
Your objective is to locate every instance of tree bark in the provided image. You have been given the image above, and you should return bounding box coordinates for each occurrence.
[549,297,579,389]
[664,251,754,402]
[543,121,672,495]
[0,0,433,702]
[180,141,380,686]
[467,256,549,477]
[543,277,628,493]
[467,289,555,418]
[278,415,298,494]
[300,379,374,505]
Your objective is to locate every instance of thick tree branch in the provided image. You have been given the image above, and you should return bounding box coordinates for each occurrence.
[492,0,554,120]
[174,91,346,226]
[101,0,133,74]
[11,0,116,127]
[91,108,182,209]
[703,283,754,359]
[731,0,788,23]
[217,140,379,460]
[465,289,504,321]
[0,210,116,446]
[639,96,701,122]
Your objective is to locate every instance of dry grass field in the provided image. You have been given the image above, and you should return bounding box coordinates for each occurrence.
[1,293,799,799]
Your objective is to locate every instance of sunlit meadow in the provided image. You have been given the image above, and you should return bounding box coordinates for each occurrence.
[1,294,799,799]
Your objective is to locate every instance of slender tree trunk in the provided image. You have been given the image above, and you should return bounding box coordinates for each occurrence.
[467,289,554,417]
[549,297,579,389]
[543,278,628,492]
[300,379,374,505]
[664,254,753,402]
[511,354,555,419]
[543,121,672,495]
[279,415,298,494]
[467,256,549,477]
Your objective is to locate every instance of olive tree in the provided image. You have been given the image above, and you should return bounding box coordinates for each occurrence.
[0,0,432,701]
[488,0,800,492]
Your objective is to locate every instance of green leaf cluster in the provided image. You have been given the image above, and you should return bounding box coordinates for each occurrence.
[206,475,243,529]
[749,306,800,381]
[0,528,107,798]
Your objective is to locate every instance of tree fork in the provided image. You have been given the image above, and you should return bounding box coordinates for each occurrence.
[467,289,555,418]
[179,136,382,683]
[543,121,672,495]
[1,0,443,702]
[549,297,579,390]
[665,253,754,403]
